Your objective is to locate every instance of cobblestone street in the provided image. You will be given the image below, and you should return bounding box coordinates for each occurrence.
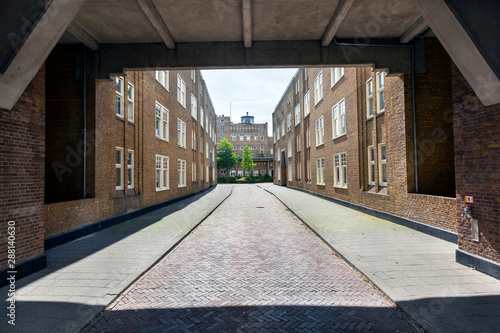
[84,185,418,332]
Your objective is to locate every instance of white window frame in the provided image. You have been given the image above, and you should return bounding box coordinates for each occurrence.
[295,79,300,95]
[177,74,186,108]
[260,146,264,154]
[316,157,325,185]
[254,133,259,141]
[127,83,134,122]
[192,130,196,150]
[155,70,169,90]
[232,134,237,141]
[116,147,124,190]
[276,127,280,141]
[315,116,324,146]
[115,76,124,117]
[287,113,292,132]
[314,71,323,105]
[304,90,310,117]
[260,136,264,141]
[178,159,186,187]
[296,135,301,152]
[127,150,134,189]
[277,166,281,180]
[288,164,293,181]
[191,94,197,119]
[156,155,169,191]
[191,70,196,83]
[379,143,387,186]
[281,121,285,138]
[332,98,346,138]
[155,102,169,141]
[177,119,186,148]
[206,142,209,159]
[376,72,385,113]
[334,153,347,188]
[192,162,196,182]
[368,146,376,185]
[330,67,345,87]
[200,107,204,128]
[366,79,374,118]
[287,140,292,158]
[206,166,209,183]
[246,134,251,141]
[294,103,301,125]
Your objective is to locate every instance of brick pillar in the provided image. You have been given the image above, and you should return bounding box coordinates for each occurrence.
[0,64,46,278]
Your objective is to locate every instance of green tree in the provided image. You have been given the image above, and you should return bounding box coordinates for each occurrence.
[241,145,256,174]
[216,138,238,172]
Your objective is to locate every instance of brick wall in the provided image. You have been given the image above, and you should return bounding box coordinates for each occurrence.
[453,63,500,263]
[0,65,45,270]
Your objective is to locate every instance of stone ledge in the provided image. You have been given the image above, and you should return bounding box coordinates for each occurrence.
[456,249,500,280]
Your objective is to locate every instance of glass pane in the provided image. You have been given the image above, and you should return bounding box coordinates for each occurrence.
[379,91,385,110]
[370,165,375,182]
[116,77,121,92]
[382,164,387,182]
[156,170,160,188]
[381,146,387,160]
[116,168,121,187]
[116,96,122,115]
[128,152,132,165]
[127,169,132,186]
[369,99,373,116]
[116,150,121,164]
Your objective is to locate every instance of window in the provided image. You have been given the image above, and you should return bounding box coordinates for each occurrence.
[156,155,169,191]
[230,170,236,177]
[368,146,375,185]
[304,90,310,117]
[307,158,311,182]
[330,67,345,87]
[155,70,169,90]
[297,135,301,152]
[276,127,280,140]
[206,116,209,133]
[191,94,197,119]
[294,104,301,125]
[316,157,325,185]
[178,159,186,187]
[200,107,204,128]
[332,99,346,138]
[260,136,264,141]
[238,170,244,177]
[206,142,209,158]
[240,146,244,150]
[233,146,237,150]
[366,79,374,118]
[127,83,134,122]
[177,119,186,148]
[232,134,237,141]
[288,164,293,181]
[379,144,387,185]
[116,148,124,189]
[287,113,292,132]
[376,72,385,113]
[221,125,225,132]
[253,170,259,177]
[177,74,186,108]
[295,79,300,95]
[277,166,281,180]
[254,133,258,141]
[260,146,264,154]
[192,162,196,182]
[334,153,347,188]
[192,130,196,150]
[315,116,324,146]
[314,71,323,105]
[287,140,292,158]
[304,68,308,81]
[253,146,257,150]
[155,102,169,141]
[206,166,209,183]
[115,77,124,117]
[246,134,251,141]
[281,121,285,137]
[220,119,225,123]
[270,148,273,154]
[191,70,196,83]
[127,150,134,188]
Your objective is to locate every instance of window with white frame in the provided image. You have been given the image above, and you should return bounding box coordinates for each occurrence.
[232,134,237,141]
[376,72,385,113]
[296,161,301,181]
[295,79,300,95]
[155,102,169,141]
[297,135,301,152]
[155,70,169,90]
[316,157,325,185]
[330,67,345,87]
[260,146,264,154]
[192,130,196,150]
[277,166,281,180]
[200,107,204,128]
[315,116,324,146]
[294,103,301,125]
[127,83,134,122]
[230,170,236,177]
[276,127,280,140]
[252,146,256,150]
[304,68,308,80]
[191,70,196,83]
[177,74,186,108]
[116,147,124,189]
[192,162,196,182]
[206,116,209,133]
[115,77,124,117]
[177,119,186,148]
[260,136,264,141]
[287,140,292,158]
[238,170,244,177]
[254,133,258,141]
[191,94,197,119]
[287,113,292,132]
[240,146,244,150]
[334,153,347,188]
[178,159,186,187]
[155,155,169,191]
[304,90,310,117]
[306,125,310,148]
[221,125,225,132]
[127,150,134,188]
[213,168,215,181]
[281,121,285,137]
[206,166,209,183]
[366,79,374,118]
[270,148,273,154]
[307,158,311,182]
[314,71,323,105]
[288,164,293,181]
[206,142,209,158]
[245,134,250,141]
[368,146,375,185]
[332,99,346,138]
[379,144,387,185]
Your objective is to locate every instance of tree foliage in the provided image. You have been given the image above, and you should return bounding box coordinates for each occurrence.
[216,138,238,172]
[241,145,256,172]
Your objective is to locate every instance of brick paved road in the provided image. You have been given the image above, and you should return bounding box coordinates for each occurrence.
[84,185,418,332]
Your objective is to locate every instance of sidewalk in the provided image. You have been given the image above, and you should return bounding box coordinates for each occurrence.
[261,183,500,333]
[0,185,232,333]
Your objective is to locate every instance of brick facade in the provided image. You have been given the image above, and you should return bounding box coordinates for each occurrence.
[273,41,457,234]
[452,63,500,263]
[0,65,46,270]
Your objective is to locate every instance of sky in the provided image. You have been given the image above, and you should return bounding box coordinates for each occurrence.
[201,68,298,135]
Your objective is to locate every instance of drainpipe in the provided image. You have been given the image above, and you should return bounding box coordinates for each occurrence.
[83,45,87,199]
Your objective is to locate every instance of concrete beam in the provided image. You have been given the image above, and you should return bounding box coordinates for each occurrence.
[67,21,99,51]
[91,40,411,78]
[321,0,355,47]
[399,16,428,44]
[242,0,252,48]
[138,0,176,50]
[414,0,500,106]
[0,0,85,110]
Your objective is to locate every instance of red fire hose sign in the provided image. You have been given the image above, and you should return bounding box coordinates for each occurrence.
[464,195,474,204]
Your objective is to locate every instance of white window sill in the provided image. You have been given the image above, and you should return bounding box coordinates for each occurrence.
[156,136,169,143]
[316,183,325,186]
[366,115,374,120]
[334,185,347,189]
[377,110,386,115]
[178,185,187,188]
[116,187,124,191]
[156,188,169,192]
[127,186,134,189]
[333,133,346,140]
